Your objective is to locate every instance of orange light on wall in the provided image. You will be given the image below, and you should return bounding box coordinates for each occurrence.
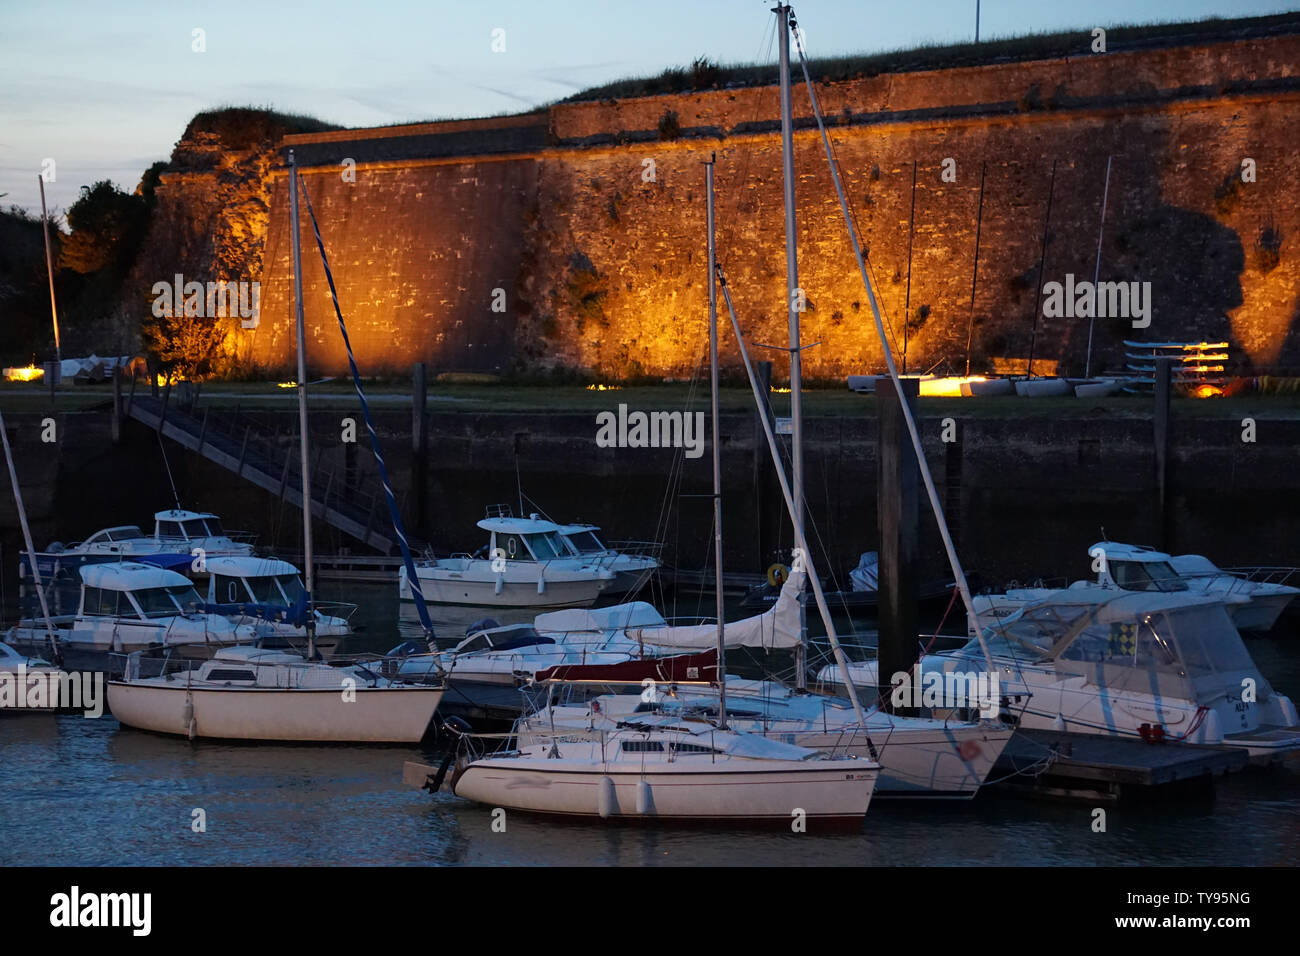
[1193,384,1224,398]
[4,365,44,382]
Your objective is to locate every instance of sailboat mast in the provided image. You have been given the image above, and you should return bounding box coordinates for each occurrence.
[288,150,317,658]
[776,1,808,691]
[37,175,62,370]
[0,410,61,665]
[706,156,726,729]
[1084,154,1112,379]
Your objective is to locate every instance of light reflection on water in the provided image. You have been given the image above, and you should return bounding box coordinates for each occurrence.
[2,581,1298,866]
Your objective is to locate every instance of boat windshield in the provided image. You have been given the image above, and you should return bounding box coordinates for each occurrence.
[246,574,304,604]
[524,532,567,560]
[1165,605,1256,676]
[979,603,1094,660]
[565,530,606,554]
[181,519,212,538]
[1110,559,1187,592]
[108,526,144,541]
[133,585,202,618]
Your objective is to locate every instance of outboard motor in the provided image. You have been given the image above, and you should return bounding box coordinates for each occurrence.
[427,715,477,794]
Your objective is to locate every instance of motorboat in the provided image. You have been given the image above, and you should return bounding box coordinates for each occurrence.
[973,540,1299,633]
[821,588,1300,762]
[107,646,441,742]
[400,509,615,608]
[21,508,255,581]
[202,555,352,657]
[7,561,257,668]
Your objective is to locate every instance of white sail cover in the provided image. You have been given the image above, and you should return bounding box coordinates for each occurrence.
[625,569,806,651]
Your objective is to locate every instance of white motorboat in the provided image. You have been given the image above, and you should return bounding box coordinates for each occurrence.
[555,521,659,596]
[22,509,255,581]
[7,561,257,664]
[400,511,615,608]
[107,646,441,742]
[822,588,1300,762]
[449,708,876,827]
[972,540,1299,634]
[203,555,352,657]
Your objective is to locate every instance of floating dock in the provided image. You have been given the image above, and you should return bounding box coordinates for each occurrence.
[990,728,1249,802]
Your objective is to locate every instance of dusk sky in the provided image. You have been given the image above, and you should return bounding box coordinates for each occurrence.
[3,0,1294,218]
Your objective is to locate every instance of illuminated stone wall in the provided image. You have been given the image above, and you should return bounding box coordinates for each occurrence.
[155,30,1300,378]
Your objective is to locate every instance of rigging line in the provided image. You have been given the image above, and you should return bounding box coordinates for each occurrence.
[792,20,991,668]
[295,174,438,640]
[156,430,182,512]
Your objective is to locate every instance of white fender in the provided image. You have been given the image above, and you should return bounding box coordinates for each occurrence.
[635,779,654,815]
[596,776,616,818]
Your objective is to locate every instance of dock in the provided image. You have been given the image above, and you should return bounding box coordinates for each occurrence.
[989,728,1249,802]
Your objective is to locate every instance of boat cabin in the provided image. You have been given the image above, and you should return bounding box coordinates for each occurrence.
[969,590,1267,702]
[205,556,306,606]
[1090,541,1188,593]
[78,562,205,622]
[154,509,229,543]
[477,514,573,564]
[557,523,611,556]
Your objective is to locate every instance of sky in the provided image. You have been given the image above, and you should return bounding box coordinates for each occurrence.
[2,0,1295,219]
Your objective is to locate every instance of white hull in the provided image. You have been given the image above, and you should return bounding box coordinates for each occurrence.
[402,568,608,608]
[1229,593,1293,633]
[453,758,876,823]
[788,724,1013,798]
[106,682,441,742]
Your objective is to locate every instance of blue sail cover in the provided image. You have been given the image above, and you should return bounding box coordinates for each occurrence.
[297,176,436,638]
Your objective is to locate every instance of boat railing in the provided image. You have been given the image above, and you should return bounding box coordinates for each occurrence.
[603,540,665,561]
[1224,566,1300,588]
[312,600,359,622]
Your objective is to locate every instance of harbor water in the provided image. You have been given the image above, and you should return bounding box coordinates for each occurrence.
[2,582,1298,867]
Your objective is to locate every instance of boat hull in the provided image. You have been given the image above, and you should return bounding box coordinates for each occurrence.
[402,568,608,608]
[453,759,876,825]
[106,682,441,742]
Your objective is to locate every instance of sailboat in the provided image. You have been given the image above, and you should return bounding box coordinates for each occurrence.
[107,150,443,743]
[431,157,878,825]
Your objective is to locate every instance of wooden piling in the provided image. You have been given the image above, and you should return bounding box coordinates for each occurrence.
[412,362,428,536]
[110,366,122,444]
[1153,357,1173,549]
[877,376,920,716]
[752,360,773,568]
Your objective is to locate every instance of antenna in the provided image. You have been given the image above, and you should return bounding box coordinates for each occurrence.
[156,431,182,511]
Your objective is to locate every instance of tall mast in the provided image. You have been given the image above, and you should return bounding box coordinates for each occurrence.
[776,1,807,691]
[288,150,316,658]
[1084,155,1112,379]
[37,175,62,371]
[706,156,726,728]
[0,410,61,665]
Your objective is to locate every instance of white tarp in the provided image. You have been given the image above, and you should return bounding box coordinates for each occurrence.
[534,601,667,635]
[625,568,807,651]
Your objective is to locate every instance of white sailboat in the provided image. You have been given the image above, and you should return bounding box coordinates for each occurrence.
[107,150,443,743]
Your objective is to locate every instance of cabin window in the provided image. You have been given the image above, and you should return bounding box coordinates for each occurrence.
[207,668,255,682]
[246,576,281,604]
[669,742,717,755]
[82,586,124,617]
[565,530,605,554]
[1164,607,1255,675]
[158,521,183,538]
[215,575,248,603]
[621,740,665,752]
[498,534,526,560]
[109,527,143,542]
[202,517,225,535]
[275,574,305,603]
[180,519,210,538]
[1111,560,1186,593]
